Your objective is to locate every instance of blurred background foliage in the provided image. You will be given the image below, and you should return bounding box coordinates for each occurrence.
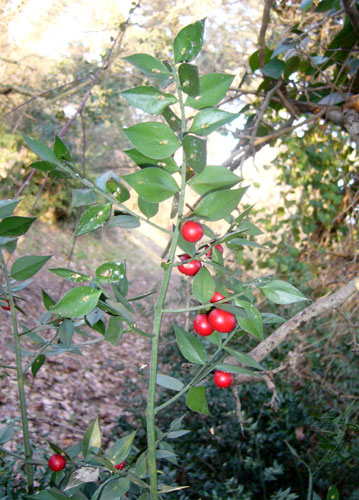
[1,0,359,498]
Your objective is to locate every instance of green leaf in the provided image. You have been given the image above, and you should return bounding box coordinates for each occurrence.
[236,300,264,340]
[27,160,69,178]
[123,53,172,80]
[0,216,36,237]
[178,63,200,96]
[106,179,130,203]
[100,478,130,499]
[105,299,136,325]
[224,347,263,370]
[58,319,74,347]
[75,203,111,236]
[122,167,179,202]
[188,108,239,136]
[174,324,207,365]
[299,0,314,10]
[192,266,215,304]
[135,451,149,479]
[106,430,136,463]
[104,316,123,346]
[173,19,205,63]
[49,268,92,282]
[226,238,266,249]
[0,199,20,219]
[138,197,159,218]
[156,373,184,391]
[120,86,177,114]
[95,261,126,283]
[31,354,46,377]
[42,289,55,310]
[125,148,179,174]
[28,489,69,499]
[262,312,285,324]
[261,59,286,79]
[186,386,210,415]
[108,215,140,228]
[50,287,101,318]
[326,485,339,500]
[189,165,241,195]
[123,122,180,160]
[72,189,97,207]
[82,416,101,459]
[182,135,206,174]
[216,363,254,375]
[22,135,63,167]
[194,187,247,221]
[10,255,51,280]
[54,136,71,161]
[161,107,182,132]
[0,423,14,444]
[249,47,273,72]
[261,280,309,304]
[185,73,234,109]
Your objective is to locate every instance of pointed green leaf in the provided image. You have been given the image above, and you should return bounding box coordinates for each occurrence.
[186,386,210,415]
[224,347,263,370]
[120,86,177,114]
[123,53,172,80]
[104,316,123,346]
[173,19,206,63]
[262,312,285,324]
[82,416,101,458]
[58,319,74,347]
[138,197,159,218]
[108,215,140,228]
[261,280,309,304]
[194,187,247,221]
[123,122,180,160]
[105,299,136,325]
[0,423,14,444]
[174,324,207,365]
[0,200,20,219]
[31,354,46,377]
[49,268,92,282]
[72,189,97,207]
[236,300,264,340]
[23,135,63,167]
[182,134,206,173]
[54,136,71,161]
[10,255,51,280]
[261,59,286,79]
[106,431,136,463]
[192,266,215,304]
[42,289,55,310]
[186,73,234,109]
[156,373,184,391]
[75,203,111,236]
[27,160,69,178]
[28,489,69,499]
[50,287,101,318]
[189,108,239,136]
[178,63,200,96]
[125,148,179,174]
[123,167,179,202]
[189,165,241,195]
[100,478,130,499]
[161,106,182,132]
[0,216,36,237]
[95,261,126,283]
[216,363,254,375]
[106,179,130,203]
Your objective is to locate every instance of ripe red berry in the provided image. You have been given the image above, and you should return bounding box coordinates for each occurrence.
[1,300,10,311]
[193,313,214,336]
[115,461,126,470]
[208,308,236,333]
[181,221,204,243]
[205,244,224,258]
[48,454,66,472]
[210,291,226,303]
[213,370,233,388]
[178,254,201,276]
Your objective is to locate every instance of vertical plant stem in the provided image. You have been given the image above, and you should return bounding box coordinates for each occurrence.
[0,250,33,493]
[145,66,188,499]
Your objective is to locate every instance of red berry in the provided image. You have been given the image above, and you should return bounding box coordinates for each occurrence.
[193,314,214,336]
[181,221,204,243]
[208,308,236,333]
[115,461,126,470]
[48,454,66,472]
[205,244,224,258]
[1,300,10,311]
[210,291,226,303]
[214,370,233,388]
[178,254,201,276]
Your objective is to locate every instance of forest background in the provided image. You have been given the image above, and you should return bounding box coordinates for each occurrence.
[0,0,359,498]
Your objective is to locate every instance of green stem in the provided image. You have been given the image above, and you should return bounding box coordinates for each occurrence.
[0,250,34,493]
[146,65,188,500]
[0,364,17,369]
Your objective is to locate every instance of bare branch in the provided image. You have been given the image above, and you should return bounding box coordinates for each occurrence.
[258,0,274,67]
[342,0,359,36]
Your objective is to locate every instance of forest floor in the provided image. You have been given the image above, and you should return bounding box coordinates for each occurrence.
[0,220,185,454]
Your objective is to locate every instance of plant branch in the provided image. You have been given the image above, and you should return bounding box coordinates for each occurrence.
[258,0,274,67]
[342,0,359,36]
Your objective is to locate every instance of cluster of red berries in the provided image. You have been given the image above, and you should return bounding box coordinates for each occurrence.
[179,221,235,389]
